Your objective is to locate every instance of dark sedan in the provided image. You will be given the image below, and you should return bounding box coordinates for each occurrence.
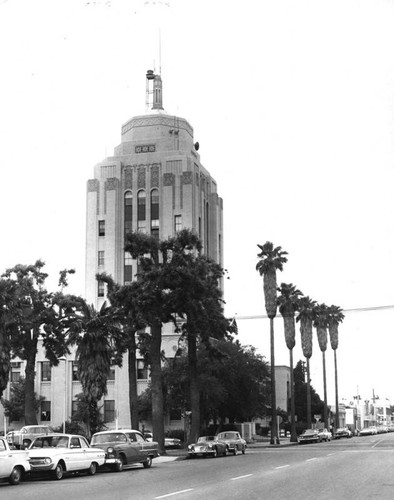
[188,436,228,458]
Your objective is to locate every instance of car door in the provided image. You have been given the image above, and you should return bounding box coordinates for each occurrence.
[79,436,98,468]
[125,432,144,463]
[0,438,12,478]
[68,436,84,471]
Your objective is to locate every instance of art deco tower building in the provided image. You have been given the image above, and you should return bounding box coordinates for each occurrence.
[85,71,223,309]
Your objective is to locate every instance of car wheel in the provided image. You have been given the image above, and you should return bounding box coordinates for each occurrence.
[211,448,218,458]
[113,459,124,472]
[143,456,152,468]
[233,446,238,456]
[223,448,227,457]
[9,466,22,485]
[242,447,246,454]
[87,462,97,476]
[53,462,64,480]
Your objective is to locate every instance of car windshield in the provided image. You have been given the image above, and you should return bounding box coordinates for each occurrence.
[31,436,69,448]
[304,430,316,435]
[91,433,127,444]
[198,436,214,442]
[217,433,235,439]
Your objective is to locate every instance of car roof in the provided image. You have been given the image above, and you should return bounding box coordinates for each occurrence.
[93,429,141,435]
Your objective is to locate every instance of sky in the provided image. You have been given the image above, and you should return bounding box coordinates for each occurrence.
[1,0,394,407]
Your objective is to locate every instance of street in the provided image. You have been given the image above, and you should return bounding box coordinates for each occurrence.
[2,433,394,500]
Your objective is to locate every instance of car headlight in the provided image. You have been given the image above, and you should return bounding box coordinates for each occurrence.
[107,447,114,454]
[45,458,52,464]
[188,445,193,451]
[208,444,213,449]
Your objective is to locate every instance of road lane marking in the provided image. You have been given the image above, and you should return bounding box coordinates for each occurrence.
[372,439,383,448]
[155,489,194,499]
[275,465,290,469]
[306,457,317,462]
[231,474,253,481]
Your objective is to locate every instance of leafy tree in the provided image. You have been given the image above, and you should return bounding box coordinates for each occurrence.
[293,360,327,429]
[1,377,44,423]
[158,230,234,444]
[0,279,19,399]
[2,261,74,424]
[162,340,270,429]
[256,241,288,444]
[277,283,303,442]
[327,305,345,428]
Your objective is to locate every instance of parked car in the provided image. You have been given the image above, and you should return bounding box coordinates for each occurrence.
[334,427,352,439]
[7,425,54,450]
[188,436,228,458]
[143,432,181,449]
[318,428,332,442]
[216,431,246,455]
[27,434,105,480]
[90,429,159,471]
[359,426,378,436]
[0,436,30,485]
[298,429,321,444]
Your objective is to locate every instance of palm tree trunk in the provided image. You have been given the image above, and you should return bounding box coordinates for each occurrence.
[322,351,328,429]
[306,358,311,429]
[188,331,200,445]
[270,318,279,445]
[150,319,165,455]
[24,332,38,425]
[334,349,339,429]
[289,348,297,442]
[127,332,139,430]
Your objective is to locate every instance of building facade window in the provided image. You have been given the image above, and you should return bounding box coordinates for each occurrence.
[150,188,159,221]
[98,250,104,267]
[72,362,79,381]
[98,220,105,236]
[137,360,148,380]
[124,192,132,235]
[71,400,78,417]
[40,401,51,421]
[10,362,21,382]
[104,400,115,422]
[174,215,182,233]
[98,280,105,297]
[107,368,115,381]
[124,252,133,285]
[41,361,51,382]
[137,190,146,226]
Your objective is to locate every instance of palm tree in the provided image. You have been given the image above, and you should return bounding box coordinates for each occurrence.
[296,296,317,429]
[277,283,303,442]
[256,241,288,445]
[67,300,123,437]
[314,303,330,429]
[327,305,345,429]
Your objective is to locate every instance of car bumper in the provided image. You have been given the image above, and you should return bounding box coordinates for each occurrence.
[188,451,213,457]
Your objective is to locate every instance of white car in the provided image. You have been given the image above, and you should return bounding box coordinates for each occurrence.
[0,436,30,485]
[27,434,105,480]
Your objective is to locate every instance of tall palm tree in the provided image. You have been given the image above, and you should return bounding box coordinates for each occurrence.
[256,241,288,445]
[277,283,303,442]
[296,296,317,429]
[67,300,123,437]
[314,303,330,429]
[327,305,345,429]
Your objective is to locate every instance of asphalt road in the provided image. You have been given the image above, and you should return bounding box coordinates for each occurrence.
[2,433,394,500]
